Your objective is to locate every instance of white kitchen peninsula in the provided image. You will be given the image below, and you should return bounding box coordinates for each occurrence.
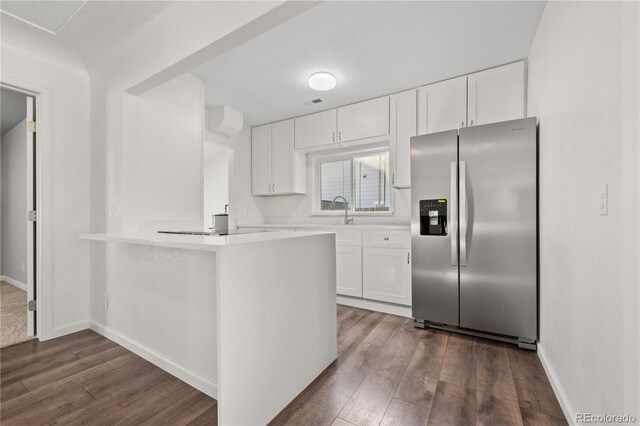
[81,230,337,425]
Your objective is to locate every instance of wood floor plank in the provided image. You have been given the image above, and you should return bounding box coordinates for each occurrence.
[187,404,218,426]
[0,332,106,374]
[0,380,28,402]
[1,350,80,387]
[3,387,95,426]
[520,408,568,426]
[0,362,113,420]
[83,356,158,399]
[394,329,447,410]
[140,388,216,425]
[45,369,178,425]
[513,376,565,419]
[476,390,523,426]
[338,317,419,425]
[427,381,475,426]
[439,335,476,389]
[476,340,511,375]
[476,367,518,401]
[332,417,357,426]
[70,338,119,358]
[0,329,94,360]
[21,345,129,390]
[337,310,385,360]
[380,398,430,426]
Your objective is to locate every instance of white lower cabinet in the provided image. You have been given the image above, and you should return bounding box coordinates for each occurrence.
[336,245,362,297]
[362,247,412,306]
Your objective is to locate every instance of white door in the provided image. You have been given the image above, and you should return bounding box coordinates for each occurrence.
[337,97,389,143]
[25,96,36,336]
[294,109,337,150]
[390,90,416,188]
[251,124,271,195]
[270,119,294,194]
[336,245,362,297]
[467,61,526,126]
[417,76,467,135]
[362,247,411,306]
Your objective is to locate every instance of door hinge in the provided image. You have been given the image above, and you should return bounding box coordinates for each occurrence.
[28,121,36,133]
[28,211,37,222]
[28,300,36,311]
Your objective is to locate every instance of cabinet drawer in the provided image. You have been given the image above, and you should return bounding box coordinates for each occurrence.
[334,230,362,247]
[362,230,410,248]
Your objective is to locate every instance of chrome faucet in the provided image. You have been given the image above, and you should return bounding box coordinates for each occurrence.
[331,195,353,225]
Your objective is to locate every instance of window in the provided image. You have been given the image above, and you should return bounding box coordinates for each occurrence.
[316,150,391,214]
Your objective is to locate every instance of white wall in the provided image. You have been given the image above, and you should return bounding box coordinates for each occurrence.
[527,1,639,421]
[1,19,91,338]
[203,144,231,226]
[121,73,204,233]
[1,119,27,284]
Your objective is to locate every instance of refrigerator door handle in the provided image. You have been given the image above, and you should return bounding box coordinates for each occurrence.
[460,160,468,266]
[450,162,458,266]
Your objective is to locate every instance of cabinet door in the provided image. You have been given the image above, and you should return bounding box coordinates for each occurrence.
[467,61,525,126]
[337,97,389,143]
[390,90,416,188]
[336,246,363,297]
[271,119,294,194]
[363,247,411,306]
[294,109,337,150]
[251,124,271,195]
[417,76,467,135]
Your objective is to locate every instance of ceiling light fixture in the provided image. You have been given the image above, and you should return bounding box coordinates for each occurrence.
[308,72,336,91]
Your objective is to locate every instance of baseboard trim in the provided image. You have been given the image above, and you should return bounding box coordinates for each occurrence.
[90,321,217,399]
[49,321,91,340]
[537,343,575,425]
[337,296,412,318]
[1,275,27,292]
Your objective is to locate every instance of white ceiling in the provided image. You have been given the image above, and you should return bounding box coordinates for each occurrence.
[191,1,546,126]
[0,0,86,34]
[1,88,28,135]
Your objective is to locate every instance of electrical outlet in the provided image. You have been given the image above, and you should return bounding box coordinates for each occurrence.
[599,183,608,216]
[104,293,109,311]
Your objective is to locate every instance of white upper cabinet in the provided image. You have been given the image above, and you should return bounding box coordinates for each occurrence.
[337,97,389,143]
[467,61,526,126]
[294,109,337,151]
[251,124,272,196]
[417,75,467,135]
[252,119,306,196]
[389,89,416,189]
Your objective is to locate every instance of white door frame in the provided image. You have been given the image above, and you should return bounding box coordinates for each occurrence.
[1,76,53,341]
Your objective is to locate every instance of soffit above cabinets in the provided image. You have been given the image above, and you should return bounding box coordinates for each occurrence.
[191,1,546,126]
[0,0,86,34]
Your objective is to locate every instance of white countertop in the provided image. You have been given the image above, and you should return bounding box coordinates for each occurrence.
[80,230,333,252]
[239,223,411,231]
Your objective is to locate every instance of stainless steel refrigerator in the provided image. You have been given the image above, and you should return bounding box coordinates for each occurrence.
[410,117,537,349]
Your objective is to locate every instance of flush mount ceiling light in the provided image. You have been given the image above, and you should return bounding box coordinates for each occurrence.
[308,72,337,91]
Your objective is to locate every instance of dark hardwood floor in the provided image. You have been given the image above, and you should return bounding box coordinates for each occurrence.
[0,305,566,425]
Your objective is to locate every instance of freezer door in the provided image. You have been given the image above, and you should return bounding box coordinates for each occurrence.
[410,130,459,325]
[458,118,537,340]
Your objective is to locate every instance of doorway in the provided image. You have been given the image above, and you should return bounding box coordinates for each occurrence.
[0,87,37,348]
[203,141,233,230]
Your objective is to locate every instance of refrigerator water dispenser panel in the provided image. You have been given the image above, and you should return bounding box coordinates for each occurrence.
[420,199,447,236]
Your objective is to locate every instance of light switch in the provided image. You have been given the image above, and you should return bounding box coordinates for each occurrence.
[599,183,608,216]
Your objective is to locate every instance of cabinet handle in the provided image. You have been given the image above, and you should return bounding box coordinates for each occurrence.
[384,237,389,241]
[461,121,464,128]
[470,120,474,126]
[332,132,335,142]
[273,183,275,193]
[339,131,342,141]
[407,252,410,264]
[392,173,395,185]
